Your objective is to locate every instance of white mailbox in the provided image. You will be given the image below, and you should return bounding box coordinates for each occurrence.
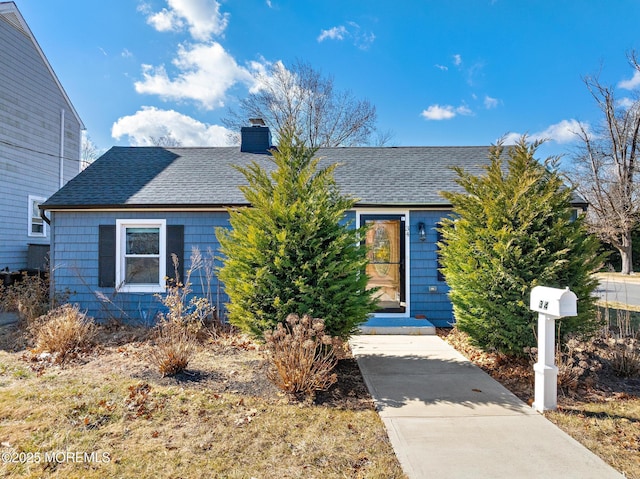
[529,286,577,318]
[529,285,578,413]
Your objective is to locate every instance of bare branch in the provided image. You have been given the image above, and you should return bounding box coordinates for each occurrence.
[223,60,377,147]
[571,55,640,273]
[148,134,182,147]
[81,135,99,170]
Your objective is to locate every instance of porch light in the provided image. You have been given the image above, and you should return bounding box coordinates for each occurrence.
[418,222,426,241]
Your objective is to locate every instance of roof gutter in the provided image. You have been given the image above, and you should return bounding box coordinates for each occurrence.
[39,203,251,212]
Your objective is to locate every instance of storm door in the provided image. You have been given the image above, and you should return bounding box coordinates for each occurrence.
[361,215,406,313]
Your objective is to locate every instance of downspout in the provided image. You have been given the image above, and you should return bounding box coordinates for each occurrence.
[40,209,51,226]
[59,108,65,188]
[78,130,83,173]
[40,209,54,306]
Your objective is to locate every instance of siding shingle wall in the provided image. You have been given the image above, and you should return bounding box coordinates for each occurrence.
[0,10,81,270]
[51,211,229,323]
[51,209,455,326]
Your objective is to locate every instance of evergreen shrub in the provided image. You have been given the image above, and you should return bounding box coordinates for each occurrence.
[439,138,604,355]
[217,131,377,339]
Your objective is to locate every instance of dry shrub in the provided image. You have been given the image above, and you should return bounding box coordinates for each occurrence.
[263,313,342,400]
[156,253,218,339]
[147,254,210,376]
[525,335,603,394]
[556,337,601,391]
[32,304,96,363]
[148,319,196,377]
[607,338,640,378]
[0,272,49,323]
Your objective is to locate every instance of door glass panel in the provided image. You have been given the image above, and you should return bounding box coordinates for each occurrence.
[364,218,404,312]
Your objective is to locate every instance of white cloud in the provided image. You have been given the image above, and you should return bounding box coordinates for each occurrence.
[249,60,298,93]
[465,61,485,86]
[456,105,473,116]
[501,132,521,145]
[111,106,233,146]
[134,42,256,110]
[356,30,376,50]
[484,95,499,109]
[421,104,473,120]
[618,97,636,109]
[618,70,640,90]
[145,0,229,41]
[503,119,588,145]
[317,22,375,50]
[147,8,180,32]
[421,105,455,120]
[453,54,462,66]
[435,64,448,71]
[121,48,133,58]
[538,119,586,143]
[318,25,347,42]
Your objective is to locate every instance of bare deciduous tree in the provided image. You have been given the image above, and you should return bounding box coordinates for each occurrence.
[223,60,379,147]
[572,54,640,274]
[148,133,183,147]
[81,135,99,170]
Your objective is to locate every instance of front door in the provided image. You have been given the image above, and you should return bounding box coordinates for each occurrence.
[362,215,406,313]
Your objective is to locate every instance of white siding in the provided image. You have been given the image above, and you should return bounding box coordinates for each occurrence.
[0,6,82,270]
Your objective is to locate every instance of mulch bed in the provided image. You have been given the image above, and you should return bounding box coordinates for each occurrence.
[436,327,640,404]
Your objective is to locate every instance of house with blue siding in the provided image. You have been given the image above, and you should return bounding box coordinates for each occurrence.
[0,2,84,274]
[41,125,586,332]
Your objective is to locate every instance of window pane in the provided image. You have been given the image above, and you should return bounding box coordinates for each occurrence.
[125,257,159,284]
[126,228,159,254]
[31,200,40,219]
[31,219,44,234]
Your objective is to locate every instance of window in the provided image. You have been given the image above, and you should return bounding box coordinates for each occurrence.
[28,195,46,237]
[116,219,166,292]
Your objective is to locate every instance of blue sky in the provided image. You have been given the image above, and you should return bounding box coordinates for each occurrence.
[13,0,640,159]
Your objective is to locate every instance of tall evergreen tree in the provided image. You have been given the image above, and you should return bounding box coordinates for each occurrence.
[439,138,603,356]
[216,131,377,339]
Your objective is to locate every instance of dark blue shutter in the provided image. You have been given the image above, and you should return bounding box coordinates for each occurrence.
[166,225,184,284]
[98,225,116,287]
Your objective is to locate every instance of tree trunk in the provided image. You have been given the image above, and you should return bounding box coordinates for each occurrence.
[619,231,634,274]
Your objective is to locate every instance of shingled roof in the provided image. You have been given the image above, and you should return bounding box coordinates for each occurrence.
[41,146,493,210]
[41,145,586,210]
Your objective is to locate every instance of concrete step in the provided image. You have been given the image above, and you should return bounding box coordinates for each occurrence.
[359,317,436,335]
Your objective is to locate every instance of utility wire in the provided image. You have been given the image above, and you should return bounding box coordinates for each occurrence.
[0,138,82,163]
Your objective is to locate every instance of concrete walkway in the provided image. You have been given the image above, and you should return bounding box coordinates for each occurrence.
[350,335,623,479]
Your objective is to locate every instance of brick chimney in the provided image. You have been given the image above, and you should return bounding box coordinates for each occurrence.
[240,118,272,153]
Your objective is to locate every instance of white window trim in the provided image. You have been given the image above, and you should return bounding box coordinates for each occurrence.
[116,219,166,293]
[356,209,411,318]
[28,195,47,237]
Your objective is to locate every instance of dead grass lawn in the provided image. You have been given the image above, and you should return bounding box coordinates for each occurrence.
[546,397,640,479]
[0,323,405,479]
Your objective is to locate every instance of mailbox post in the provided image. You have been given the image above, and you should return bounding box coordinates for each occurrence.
[529,286,577,413]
